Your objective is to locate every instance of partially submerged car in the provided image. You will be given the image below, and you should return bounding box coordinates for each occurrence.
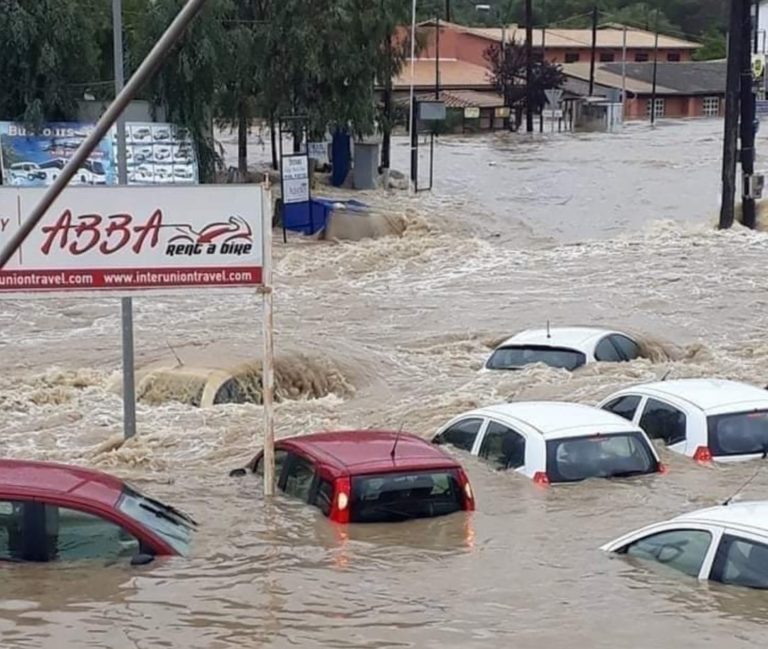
[230,431,475,523]
[599,379,768,462]
[484,327,642,372]
[0,459,195,563]
[432,402,663,484]
[601,501,768,590]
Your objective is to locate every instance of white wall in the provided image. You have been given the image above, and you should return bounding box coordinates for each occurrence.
[760,0,768,53]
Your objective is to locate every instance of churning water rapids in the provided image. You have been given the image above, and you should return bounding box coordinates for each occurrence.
[5,120,768,647]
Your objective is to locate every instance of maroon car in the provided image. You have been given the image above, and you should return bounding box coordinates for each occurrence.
[231,430,476,523]
[0,459,195,563]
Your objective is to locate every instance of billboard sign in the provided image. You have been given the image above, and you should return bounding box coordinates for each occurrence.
[0,122,115,187]
[0,185,265,296]
[0,121,199,187]
[281,154,309,204]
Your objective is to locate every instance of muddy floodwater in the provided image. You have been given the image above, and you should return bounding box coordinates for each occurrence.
[5,120,768,647]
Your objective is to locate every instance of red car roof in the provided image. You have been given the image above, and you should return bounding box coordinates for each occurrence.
[0,459,125,508]
[278,430,462,477]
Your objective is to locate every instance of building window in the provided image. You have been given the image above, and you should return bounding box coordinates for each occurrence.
[635,52,649,62]
[565,52,580,63]
[600,52,615,62]
[703,96,721,117]
[667,51,681,62]
[646,98,665,119]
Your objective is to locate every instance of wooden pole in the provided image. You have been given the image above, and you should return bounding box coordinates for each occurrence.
[262,184,275,496]
[650,13,660,125]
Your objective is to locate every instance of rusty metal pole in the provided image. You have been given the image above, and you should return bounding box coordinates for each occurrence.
[0,0,210,270]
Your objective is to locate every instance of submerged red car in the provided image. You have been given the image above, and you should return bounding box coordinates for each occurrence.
[0,459,196,563]
[231,430,476,523]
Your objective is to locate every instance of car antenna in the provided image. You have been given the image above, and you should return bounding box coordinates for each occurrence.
[546,320,551,339]
[167,340,184,368]
[722,444,768,506]
[390,422,404,460]
[660,368,672,381]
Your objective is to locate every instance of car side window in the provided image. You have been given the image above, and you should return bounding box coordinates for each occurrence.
[712,534,768,589]
[282,454,316,502]
[479,421,526,469]
[639,399,687,445]
[595,337,622,362]
[254,449,288,477]
[313,479,334,517]
[0,500,138,562]
[434,418,483,452]
[625,529,712,578]
[611,335,641,360]
[603,395,642,421]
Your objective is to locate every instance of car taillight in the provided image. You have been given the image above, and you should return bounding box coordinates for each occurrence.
[330,476,351,524]
[456,468,475,511]
[533,471,550,486]
[693,446,713,463]
[658,462,669,475]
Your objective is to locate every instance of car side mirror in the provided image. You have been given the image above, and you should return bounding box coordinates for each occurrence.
[130,553,155,566]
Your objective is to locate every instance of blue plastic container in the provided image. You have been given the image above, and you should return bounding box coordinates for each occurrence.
[282,198,369,236]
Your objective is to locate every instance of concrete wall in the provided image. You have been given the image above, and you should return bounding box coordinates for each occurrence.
[77,99,164,123]
[624,94,724,120]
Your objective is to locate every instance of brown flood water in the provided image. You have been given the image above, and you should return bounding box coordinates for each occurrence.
[4,120,768,647]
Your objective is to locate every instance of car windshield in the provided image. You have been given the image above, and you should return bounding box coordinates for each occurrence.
[117,486,196,555]
[708,410,768,457]
[486,345,586,371]
[546,432,658,483]
[350,470,463,523]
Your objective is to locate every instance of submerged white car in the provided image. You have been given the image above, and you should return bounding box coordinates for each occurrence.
[598,379,768,462]
[432,402,663,484]
[484,327,642,372]
[601,501,768,589]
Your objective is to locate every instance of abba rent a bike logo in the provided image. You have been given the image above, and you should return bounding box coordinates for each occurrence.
[39,209,254,259]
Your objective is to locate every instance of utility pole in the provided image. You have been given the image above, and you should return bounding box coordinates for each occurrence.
[741,0,757,228]
[525,0,534,132]
[588,5,598,95]
[621,24,627,119]
[445,0,451,22]
[540,25,546,132]
[408,0,417,194]
[720,0,744,229]
[113,0,137,441]
[650,11,660,125]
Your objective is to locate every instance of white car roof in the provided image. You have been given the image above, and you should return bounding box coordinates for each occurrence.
[496,327,624,353]
[674,501,768,534]
[617,379,768,415]
[468,401,643,439]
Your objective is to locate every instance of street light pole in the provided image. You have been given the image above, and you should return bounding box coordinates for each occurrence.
[408,0,418,194]
[113,0,137,441]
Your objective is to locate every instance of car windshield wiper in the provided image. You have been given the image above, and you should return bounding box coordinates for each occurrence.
[139,502,194,530]
[137,492,198,527]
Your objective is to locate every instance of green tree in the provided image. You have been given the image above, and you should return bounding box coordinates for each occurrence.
[693,26,727,61]
[0,0,106,125]
[215,0,270,176]
[131,0,233,181]
[485,39,565,130]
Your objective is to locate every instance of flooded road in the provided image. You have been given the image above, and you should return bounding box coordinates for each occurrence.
[4,119,768,647]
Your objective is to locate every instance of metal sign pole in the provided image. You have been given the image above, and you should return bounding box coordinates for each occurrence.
[113,0,137,440]
[0,0,210,270]
[261,185,275,497]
